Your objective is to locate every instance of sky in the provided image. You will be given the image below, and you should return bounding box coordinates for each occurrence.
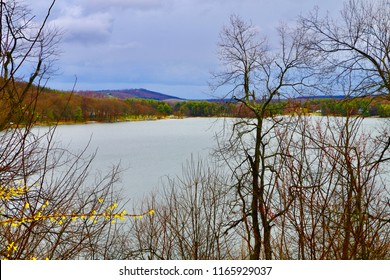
[32,0,345,99]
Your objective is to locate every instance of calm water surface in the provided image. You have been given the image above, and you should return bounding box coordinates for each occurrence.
[51,118,224,200]
[45,117,388,201]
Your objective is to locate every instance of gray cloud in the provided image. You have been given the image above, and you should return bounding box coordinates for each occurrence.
[85,0,171,12]
[44,0,345,99]
[50,6,113,44]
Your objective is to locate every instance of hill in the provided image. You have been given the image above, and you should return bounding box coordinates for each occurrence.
[76,88,184,101]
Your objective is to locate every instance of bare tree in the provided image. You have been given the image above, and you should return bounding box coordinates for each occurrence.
[0,0,131,260]
[269,109,389,260]
[212,15,315,259]
[127,157,239,260]
[300,0,390,97]
[296,0,390,259]
[212,9,389,260]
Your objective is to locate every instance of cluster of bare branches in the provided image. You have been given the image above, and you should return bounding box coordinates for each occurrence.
[130,1,389,260]
[207,1,390,259]
[299,0,390,97]
[0,0,129,260]
[272,115,389,259]
[120,157,239,260]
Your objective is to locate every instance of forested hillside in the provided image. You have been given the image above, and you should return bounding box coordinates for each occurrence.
[2,82,390,126]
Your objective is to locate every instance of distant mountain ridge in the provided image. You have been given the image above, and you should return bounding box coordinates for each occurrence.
[76,88,353,102]
[76,88,184,101]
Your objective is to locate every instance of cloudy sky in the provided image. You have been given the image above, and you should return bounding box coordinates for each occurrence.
[34,0,344,99]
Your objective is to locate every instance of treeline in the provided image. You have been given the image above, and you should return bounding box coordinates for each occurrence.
[33,91,282,123]
[236,97,390,118]
[27,91,240,123]
[10,88,390,125]
[34,91,172,123]
[299,97,390,117]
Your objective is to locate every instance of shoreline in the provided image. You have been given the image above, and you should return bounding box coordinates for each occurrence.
[33,115,181,127]
[14,113,388,129]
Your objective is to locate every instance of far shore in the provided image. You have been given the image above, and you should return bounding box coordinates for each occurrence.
[28,113,388,129]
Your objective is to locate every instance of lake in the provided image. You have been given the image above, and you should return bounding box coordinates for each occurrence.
[50,118,225,201]
[44,116,389,202]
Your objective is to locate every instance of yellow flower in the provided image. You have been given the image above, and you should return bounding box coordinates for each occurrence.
[149,209,155,215]
[98,197,104,203]
[41,200,49,209]
[24,202,30,209]
[34,212,42,221]
[7,242,17,252]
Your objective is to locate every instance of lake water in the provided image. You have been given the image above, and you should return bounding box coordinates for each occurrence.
[43,116,389,202]
[50,118,225,201]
